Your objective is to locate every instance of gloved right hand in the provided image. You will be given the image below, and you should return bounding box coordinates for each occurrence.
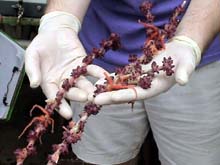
[25,11,107,119]
[90,36,201,105]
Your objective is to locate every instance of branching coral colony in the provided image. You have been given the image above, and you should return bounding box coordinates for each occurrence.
[15,1,187,164]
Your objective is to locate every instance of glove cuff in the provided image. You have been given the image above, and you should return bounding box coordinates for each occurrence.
[38,11,81,33]
[170,35,202,65]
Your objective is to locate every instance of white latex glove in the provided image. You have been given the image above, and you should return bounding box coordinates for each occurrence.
[91,36,202,105]
[25,12,107,119]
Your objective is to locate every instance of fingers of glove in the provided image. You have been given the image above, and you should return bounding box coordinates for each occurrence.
[59,64,95,95]
[74,76,95,94]
[25,47,41,88]
[92,88,137,105]
[87,72,117,102]
[41,83,73,119]
[93,76,174,105]
[85,64,110,100]
[86,64,109,78]
[175,58,196,85]
[58,77,93,102]
[58,64,98,101]
[58,99,73,120]
[87,76,107,102]
[65,87,88,102]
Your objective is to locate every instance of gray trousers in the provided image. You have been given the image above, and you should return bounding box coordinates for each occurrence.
[71,61,220,165]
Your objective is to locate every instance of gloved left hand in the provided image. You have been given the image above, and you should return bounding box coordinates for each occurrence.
[25,12,107,119]
[90,36,202,105]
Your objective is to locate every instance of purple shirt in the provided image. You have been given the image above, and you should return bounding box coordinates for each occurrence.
[79,0,220,72]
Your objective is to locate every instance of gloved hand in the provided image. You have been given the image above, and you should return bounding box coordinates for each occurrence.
[90,36,202,105]
[25,11,107,119]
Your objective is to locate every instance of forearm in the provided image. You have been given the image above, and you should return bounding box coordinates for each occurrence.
[176,0,220,53]
[46,0,91,23]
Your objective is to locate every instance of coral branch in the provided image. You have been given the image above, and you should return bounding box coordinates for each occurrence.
[15,33,121,165]
[47,104,100,165]
[45,1,185,164]
[164,0,187,39]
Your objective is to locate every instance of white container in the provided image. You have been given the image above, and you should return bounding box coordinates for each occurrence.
[0,0,46,4]
[0,32,24,120]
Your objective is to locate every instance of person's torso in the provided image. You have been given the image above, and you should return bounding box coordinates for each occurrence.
[79,0,220,72]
